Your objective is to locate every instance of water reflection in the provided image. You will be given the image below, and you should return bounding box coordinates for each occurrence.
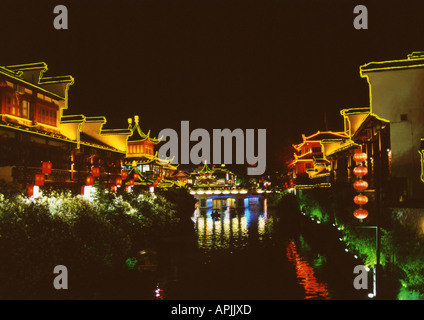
[157,196,334,299]
[286,239,330,299]
[193,197,272,250]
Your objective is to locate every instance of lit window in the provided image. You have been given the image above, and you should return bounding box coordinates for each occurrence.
[21,100,29,118]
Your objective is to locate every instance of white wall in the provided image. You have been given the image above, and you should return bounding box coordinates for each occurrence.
[365,68,424,199]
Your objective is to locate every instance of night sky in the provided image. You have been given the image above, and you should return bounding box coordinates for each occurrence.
[2,0,424,172]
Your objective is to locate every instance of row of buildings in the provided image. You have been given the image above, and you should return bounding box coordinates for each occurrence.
[288,51,424,208]
[0,62,241,195]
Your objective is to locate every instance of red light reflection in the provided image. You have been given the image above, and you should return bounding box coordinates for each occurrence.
[286,240,329,299]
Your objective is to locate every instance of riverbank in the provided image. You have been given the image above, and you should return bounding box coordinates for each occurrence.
[0,183,195,299]
[276,190,424,300]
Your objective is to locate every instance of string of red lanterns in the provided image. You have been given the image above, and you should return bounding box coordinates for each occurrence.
[352,149,369,221]
[35,161,52,186]
[29,161,51,197]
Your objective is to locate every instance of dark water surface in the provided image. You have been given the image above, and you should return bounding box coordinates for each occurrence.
[149,199,363,300]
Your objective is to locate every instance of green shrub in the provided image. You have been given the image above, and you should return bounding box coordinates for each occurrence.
[0,187,182,299]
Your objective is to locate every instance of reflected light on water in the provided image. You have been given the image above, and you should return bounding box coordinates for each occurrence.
[194,197,271,250]
[286,240,330,299]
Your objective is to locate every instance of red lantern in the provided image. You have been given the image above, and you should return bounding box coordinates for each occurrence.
[353,166,368,177]
[35,173,45,186]
[27,185,34,197]
[353,151,367,163]
[92,167,100,177]
[353,180,368,191]
[121,170,128,180]
[42,161,52,174]
[354,194,369,205]
[153,181,157,187]
[353,208,369,220]
[86,175,94,186]
[116,177,123,186]
[156,175,161,182]
[134,173,139,181]
[129,179,135,186]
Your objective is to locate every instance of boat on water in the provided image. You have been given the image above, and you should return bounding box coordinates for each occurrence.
[211,210,221,219]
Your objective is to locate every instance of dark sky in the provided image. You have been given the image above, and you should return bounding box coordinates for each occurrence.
[2,0,424,171]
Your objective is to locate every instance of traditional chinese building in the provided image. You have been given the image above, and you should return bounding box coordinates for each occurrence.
[0,62,124,192]
[288,130,349,189]
[0,62,185,194]
[359,52,424,204]
[191,162,236,188]
[322,52,424,206]
[121,115,182,190]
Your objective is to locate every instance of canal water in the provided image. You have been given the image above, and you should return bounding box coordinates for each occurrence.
[152,197,363,300]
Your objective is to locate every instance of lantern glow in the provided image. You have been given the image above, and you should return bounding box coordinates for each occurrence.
[353,166,368,177]
[353,151,368,163]
[134,173,139,181]
[116,177,123,186]
[92,167,100,177]
[86,175,94,186]
[121,170,128,180]
[353,208,369,220]
[353,180,368,191]
[354,194,369,205]
[35,173,45,186]
[42,161,52,174]
[27,185,34,197]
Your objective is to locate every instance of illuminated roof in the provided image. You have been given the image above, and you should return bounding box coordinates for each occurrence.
[360,52,424,74]
[340,107,370,116]
[0,116,69,141]
[197,161,214,174]
[293,131,349,150]
[79,132,122,152]
[127,115,161,144]
[0,62,74,99]
[0,116,123,154]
